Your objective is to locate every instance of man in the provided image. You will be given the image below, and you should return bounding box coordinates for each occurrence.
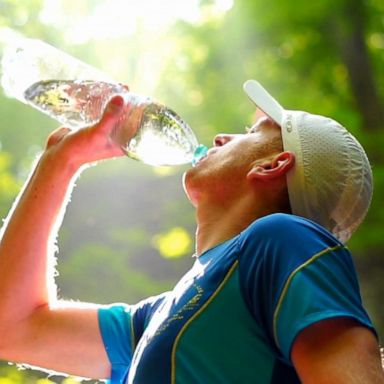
[0,79,382,383]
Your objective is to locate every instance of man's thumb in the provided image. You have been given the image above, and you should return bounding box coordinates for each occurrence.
[105,95,125,115]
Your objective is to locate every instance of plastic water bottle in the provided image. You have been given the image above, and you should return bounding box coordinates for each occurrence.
[0,34,208,166]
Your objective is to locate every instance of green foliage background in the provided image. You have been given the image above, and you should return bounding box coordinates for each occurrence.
[0,0,383,382]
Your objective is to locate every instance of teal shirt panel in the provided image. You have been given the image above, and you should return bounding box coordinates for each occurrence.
[98,305,133,383]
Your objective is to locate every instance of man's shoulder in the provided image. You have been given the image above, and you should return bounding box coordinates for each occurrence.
[244,213,334,239]
[251,213,301,228]
[239,213,343,262]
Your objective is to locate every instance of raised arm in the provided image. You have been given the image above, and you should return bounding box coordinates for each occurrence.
[292,317,384,383]
[0,95,131,379]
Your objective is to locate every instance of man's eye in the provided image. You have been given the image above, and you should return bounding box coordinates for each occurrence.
[245,126,256,134]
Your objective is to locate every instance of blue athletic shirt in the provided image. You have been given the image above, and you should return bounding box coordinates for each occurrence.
[98,213,375,383]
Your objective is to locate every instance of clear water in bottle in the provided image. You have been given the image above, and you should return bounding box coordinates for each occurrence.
[24,80,126,129]
[23,79,201,165]
[126,102,199,165]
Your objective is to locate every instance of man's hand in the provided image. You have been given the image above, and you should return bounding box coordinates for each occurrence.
[45,94,132,170]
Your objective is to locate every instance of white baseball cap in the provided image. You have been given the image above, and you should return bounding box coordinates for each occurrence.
[243,79,373,242]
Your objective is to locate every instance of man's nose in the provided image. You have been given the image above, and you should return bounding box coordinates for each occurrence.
[213,134,237,147]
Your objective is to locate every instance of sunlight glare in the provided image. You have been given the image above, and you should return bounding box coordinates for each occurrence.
[40,0,233,44]
[131,129,193,166]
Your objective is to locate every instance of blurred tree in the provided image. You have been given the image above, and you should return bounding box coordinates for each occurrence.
[0,151,20,217]
[327,0,384,130]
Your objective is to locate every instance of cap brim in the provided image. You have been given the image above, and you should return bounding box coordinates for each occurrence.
[243,80,284,126]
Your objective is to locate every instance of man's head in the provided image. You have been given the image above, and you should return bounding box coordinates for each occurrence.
[184,114,294,218]
[244,80,373,242]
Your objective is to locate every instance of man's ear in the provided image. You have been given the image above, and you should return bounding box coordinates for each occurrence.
[247,151,295,182]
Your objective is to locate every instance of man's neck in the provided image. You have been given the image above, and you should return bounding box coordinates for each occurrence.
[194,194,275,256]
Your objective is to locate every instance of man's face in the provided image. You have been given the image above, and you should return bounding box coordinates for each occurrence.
[183,114,283,206]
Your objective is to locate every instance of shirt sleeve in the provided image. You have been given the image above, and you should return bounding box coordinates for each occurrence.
[238,213,375,364]
[98,293,167,383]
[98,304,134,383]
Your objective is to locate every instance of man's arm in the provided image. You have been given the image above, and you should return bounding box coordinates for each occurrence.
[292,317,384,383]
[0,95,131,379]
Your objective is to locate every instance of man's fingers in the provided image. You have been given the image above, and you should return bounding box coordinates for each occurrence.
[119,83,129,92]
[104,95,125,117]
[44,95,127,163]
[95,95,126,135]
[46,127,72,149]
